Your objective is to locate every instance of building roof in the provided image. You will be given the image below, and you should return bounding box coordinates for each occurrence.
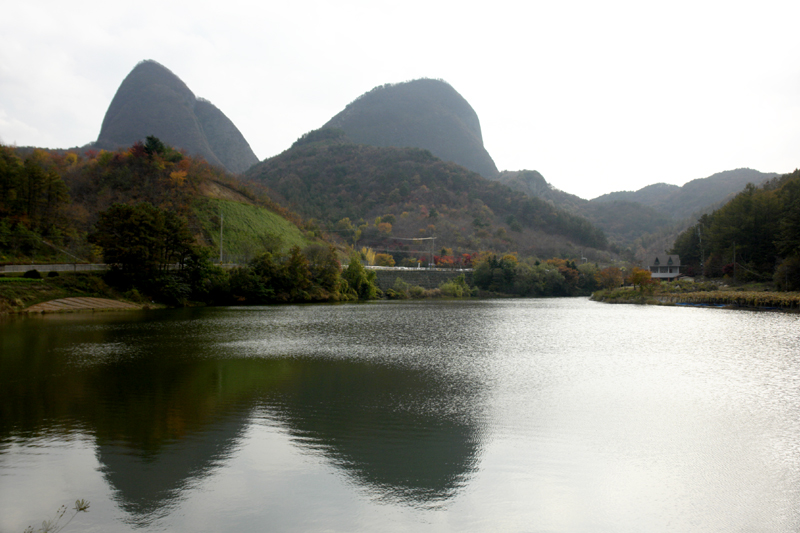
[649,255,681,267]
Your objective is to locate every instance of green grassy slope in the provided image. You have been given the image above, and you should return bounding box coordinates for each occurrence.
[194,198,313,262]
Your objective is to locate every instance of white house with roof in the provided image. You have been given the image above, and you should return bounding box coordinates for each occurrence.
[648,255,681,280]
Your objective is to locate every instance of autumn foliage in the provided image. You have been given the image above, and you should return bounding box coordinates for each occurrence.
[0,139,304,263]
[628,267,655,292]
[597,266,624,289]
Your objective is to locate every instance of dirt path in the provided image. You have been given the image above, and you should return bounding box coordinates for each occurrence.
[25,297,142,313]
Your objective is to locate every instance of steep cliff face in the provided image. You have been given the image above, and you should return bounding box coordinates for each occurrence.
[323,79,498,179]
[96,60,258,173]
[193,98,259,173]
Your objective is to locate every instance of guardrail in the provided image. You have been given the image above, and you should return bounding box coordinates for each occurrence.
[1,264,108,273]
[364,266,473,272]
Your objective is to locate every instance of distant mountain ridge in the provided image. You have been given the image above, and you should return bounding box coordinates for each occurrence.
[491,170,676,248]
[487,167,780,257]
[95,60,258,174]
[323,79,499,179]
[591,168,778,219]
[592,183,680,206]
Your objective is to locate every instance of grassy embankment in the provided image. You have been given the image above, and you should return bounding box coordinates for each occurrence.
[193,197,315,261]
[0,273,127,314]
[592,280,800,311]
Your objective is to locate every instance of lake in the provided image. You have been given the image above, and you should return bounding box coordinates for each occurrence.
[1,298,799,532]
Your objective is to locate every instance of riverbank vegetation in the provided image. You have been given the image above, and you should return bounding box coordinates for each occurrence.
[592,279,800,311]
[590,168,800,311]
[0,246,378,312]
[1,244,612,312]
[471,254,599,296]
[670,169,800,289]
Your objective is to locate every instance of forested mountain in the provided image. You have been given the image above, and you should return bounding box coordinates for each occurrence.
[95,60,258,174]
[582,201,674,244]
[323,79,499,179]
[671,169,800,288]
[494,170,586,212]
[591,183,680,207]
[0,139,310,264]
[244,129,608,261]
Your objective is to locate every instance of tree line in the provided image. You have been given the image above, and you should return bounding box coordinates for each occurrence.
[84,200,379,305]
[670,169,800,289]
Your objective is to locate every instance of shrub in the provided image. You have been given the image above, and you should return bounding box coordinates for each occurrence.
[774,256,800,291]
[386,277,410,299]
[124,288,145,303]
[342,255,380,299]
[409,285,426,298]
[439,274,471,297]
[23,270,41,279]
[374,253,395,267]
[385,288,408,299]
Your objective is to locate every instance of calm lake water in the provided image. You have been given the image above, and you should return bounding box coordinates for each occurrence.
[1,298,799,532]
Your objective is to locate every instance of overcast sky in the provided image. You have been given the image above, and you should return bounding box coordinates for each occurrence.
[2,1,798,199]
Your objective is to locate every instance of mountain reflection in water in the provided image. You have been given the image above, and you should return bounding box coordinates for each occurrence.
[255,358,482,505]
[0,305,487,525]
[93,357,482,521]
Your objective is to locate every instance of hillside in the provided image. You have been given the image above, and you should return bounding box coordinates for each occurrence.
[194,197,313,263]
[95,60,258,174]
[244,129,608,261]
[582,201,674,244]
[0,141,314,265]
[591,183,680,207]
[670,169,800,287]
[323,79,499,179]
[494,170,586,212]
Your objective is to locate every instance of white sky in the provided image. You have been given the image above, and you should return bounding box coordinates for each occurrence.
[1,1,798,199]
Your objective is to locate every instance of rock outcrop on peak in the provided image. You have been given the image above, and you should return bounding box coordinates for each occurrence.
[323,79,498,179]
[96,60,258,173]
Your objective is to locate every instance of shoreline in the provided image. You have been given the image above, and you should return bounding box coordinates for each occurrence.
[592,288,800,312]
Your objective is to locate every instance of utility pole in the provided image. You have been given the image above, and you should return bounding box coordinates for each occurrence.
[219,209,224,263]
[697,226,704,271]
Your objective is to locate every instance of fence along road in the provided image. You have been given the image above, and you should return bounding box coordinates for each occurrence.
[1,263,108,274]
